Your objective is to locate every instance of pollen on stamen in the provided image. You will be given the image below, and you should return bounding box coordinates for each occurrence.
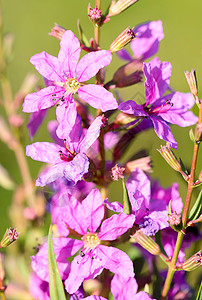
[82,233,100,251]
[64,78,80,94]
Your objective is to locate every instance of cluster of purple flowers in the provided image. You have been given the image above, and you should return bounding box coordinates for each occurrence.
[24,19,198,300]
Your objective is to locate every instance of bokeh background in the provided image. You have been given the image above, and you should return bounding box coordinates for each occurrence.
[0,0,201,291]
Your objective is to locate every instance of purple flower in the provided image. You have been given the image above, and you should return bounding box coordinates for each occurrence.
[23,30,118,138]
[29,272,50,300]
[117,20,164,62]
[111,274,156,300]
[26,115,103,186]
[119,57,197,148]
[105,168,183,236]
[55,188,135,294]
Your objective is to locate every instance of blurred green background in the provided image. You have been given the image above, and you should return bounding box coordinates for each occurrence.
[0,0,201,238]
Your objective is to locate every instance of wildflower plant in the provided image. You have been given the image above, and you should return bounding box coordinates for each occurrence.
[0,1,201,300]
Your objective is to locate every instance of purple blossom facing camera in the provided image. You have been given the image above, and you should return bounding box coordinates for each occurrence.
[23,30,118,138]
[119,57,197,148]
[52,189,135,294]
[26,115,103,186]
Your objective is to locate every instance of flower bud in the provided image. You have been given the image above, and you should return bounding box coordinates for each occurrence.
[0,228,19,248]
[88,6,102,22]
[130,230,160,255]
[110,27,136,53]
[157,143,182,172]
[184,70,198,98]
[111,164,125,181]
[194,122,202,142]
[49,23,66,40]
[108,0,139,17]
[168,212,182,232]
[177,250,202,271]
[125,156,152,174]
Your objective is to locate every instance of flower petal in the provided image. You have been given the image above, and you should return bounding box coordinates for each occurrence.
[31,237,81,282]
[98,213,135,241]
[131,20,164,60]
[36,163,66,187]
[76,50,112,82]
[150,116,178,149]
[117,49,133,61]
[111,274,138,300]
[79,116,103,153]
[30,52,63,82]
[26,142,64,164]
[157,93,197,126]
[23,86,64,113]
[81,189,104,233]
[118,100,148,117]
[58,30,81,78]
[104,199,123,213]
[144,57,172,105]
[98,245,134,278]
[28,109,47,139]
[65,253,104,294]
[78,85,118,111]
[63,153,90,184]
[56,99,77,139]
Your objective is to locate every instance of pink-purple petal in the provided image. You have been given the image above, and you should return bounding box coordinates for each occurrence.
[26,142,63,164]
[98,245,134,278]
[98,213,135,241]
[78,85,118,111]
[144,57,172,105]
[76,50,112,82]
[150,116,178,149]
[111,274,138,300]
[36,163,66,187]
[131,20,164,60]
[23,86,64,113]
[81,189,104,233]
[117,49,133,61]
[58,30,81,78]
[28,109,47,139]
[30,52,63,82]
[118,100,148,117]
[79,116,102,153]
[56,100,77,139]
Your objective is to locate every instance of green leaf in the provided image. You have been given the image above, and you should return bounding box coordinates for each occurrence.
[48,225,66,300]
[155,231,168,258]
[77,20,90,47]
[189,128,196,144]
[168,200,172,215]
[196,280,202,300]
[122,179,132,215]
[179,158,189,176]
[188,190,202,222]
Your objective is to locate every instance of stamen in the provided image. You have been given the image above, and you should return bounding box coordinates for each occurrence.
[148,100,173,114]
[82,233,100,251]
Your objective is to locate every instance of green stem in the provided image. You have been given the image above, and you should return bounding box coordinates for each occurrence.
[0,291,6,300]
[161,100,202,299]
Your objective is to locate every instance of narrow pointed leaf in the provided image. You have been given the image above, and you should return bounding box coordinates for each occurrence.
[168,200,172,215]
[122,179,132,215]
[77,20,90,47]
[188,190,202,222]
[196,280,202,300]
[48,225,66,300]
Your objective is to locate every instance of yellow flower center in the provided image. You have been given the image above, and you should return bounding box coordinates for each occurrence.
[82,233,100,250]
[63,78,80,94]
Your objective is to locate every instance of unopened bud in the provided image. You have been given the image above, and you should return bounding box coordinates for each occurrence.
[115,112,137,125]
[184,70,198,98]
[110,27,136,53]
[177,250,202,271]
[158,143,182,172]
[130,230,160,255]
[0,228,19,248]
[125,156,152,174]
[111,164,125,181]
[195,122,202,142]
[168,212,182,232]
[49,23,66,40]
[88,6,102,22]
[116,71,142,88]
[108,0,139,17]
